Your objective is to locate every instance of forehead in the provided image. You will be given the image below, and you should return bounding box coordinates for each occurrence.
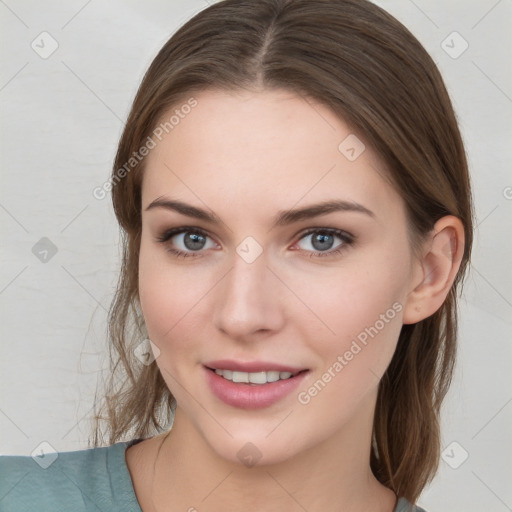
[141,88,402,222]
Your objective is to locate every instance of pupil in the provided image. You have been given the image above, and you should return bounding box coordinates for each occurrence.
[312,233,333,251]
[184,233,205,250]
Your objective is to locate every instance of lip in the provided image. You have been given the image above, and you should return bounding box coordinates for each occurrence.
[204,359,306,374]
[203,364,309,410]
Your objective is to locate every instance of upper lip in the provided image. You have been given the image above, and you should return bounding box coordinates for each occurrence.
[205,359,307,374]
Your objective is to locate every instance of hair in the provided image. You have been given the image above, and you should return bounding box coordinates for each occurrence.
[90,0,473,504]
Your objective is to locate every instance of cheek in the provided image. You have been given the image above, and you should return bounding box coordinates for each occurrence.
[300,264,404,324]
[290,244,410,377]
[138,240,206,351]
[138,249,210,400]
[293,264,405,425]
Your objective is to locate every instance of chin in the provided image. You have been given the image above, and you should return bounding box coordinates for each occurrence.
[212,435,304,468]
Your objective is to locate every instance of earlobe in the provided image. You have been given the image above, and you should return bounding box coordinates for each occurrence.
[402,215,465,325]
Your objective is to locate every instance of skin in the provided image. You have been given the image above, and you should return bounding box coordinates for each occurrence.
[126,88,464,512]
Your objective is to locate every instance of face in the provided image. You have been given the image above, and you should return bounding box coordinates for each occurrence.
[138,88,419,466]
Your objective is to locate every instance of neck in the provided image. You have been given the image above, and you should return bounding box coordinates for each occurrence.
[146,390,396,512]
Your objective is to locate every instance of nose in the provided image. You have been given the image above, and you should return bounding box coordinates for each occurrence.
[213,250,285,341]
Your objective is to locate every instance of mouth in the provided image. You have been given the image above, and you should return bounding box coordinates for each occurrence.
[203,362,310,409]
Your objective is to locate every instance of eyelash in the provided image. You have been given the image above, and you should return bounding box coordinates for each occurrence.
[155,226,355,260]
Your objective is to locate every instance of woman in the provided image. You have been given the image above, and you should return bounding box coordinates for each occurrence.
[0,0,472,510]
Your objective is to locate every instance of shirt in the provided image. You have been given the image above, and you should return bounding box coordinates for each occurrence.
[0,439,427,511]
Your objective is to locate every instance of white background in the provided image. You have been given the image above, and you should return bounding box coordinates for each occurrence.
[0,1,511,510]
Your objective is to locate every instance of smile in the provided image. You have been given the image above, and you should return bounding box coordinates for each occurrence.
[204,365,309,409]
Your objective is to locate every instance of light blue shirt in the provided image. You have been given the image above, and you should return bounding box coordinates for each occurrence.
[0,440,426,511]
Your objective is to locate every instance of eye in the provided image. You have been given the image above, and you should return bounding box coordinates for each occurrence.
[156,226,355,260]
[294,228,354,258]
[156,227,217,258]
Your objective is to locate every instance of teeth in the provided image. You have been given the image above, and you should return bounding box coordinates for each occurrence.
[266,371,280,383]
[248,371,266,384]
[232,371,249,383]
[213,369,297,384]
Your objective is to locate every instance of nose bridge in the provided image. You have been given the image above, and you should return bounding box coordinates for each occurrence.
[214,247,283,338]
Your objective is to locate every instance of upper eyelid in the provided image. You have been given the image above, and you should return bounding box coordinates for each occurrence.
[156,226,214,242]
[299,227,353,239]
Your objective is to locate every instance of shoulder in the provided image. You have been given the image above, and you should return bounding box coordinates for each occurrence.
[0,441,142,512]
[394,496,428,512]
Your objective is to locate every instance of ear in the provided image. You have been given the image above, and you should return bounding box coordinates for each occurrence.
[402,215,465,325]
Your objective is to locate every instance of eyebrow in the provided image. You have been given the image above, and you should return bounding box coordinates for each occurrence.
[145,197,375,228]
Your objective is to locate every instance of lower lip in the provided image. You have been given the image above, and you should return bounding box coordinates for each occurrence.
[204,367,309,409]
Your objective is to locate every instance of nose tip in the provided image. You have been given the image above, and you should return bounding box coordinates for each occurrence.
[213,254,284,340]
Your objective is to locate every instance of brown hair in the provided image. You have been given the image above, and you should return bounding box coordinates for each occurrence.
[90,0,473,504]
